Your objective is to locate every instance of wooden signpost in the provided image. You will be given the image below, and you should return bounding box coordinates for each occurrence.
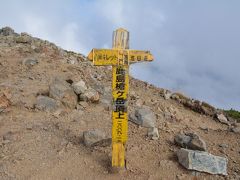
[87,28,154,167]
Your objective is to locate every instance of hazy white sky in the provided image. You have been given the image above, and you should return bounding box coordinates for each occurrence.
[1,0,240,110]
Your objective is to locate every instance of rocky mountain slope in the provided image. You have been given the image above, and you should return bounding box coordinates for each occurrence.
[0,27,239,180]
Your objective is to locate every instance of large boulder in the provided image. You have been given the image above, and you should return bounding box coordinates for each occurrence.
[49,78,78,109]
[35,96,61,112]
[177,148,227,175]
[129,106,156,128]
[174,133,207,151]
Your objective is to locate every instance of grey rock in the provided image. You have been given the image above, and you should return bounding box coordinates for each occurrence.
[129,106,156,128]
[163,89,172,100]
[174,133,207,151]
[217,114,229,125]
[100,98,111,111]
[189,133,207,151]
[230,126,240,133]
[78,101,89,109]
[201,102,216,116]
[72,80,87,95]
[67,57,77,64]
[130,90,139,100]
[170,93,180,101]
[0,27,15,36]
[83,129,109,147]
[219,144,229,148]
[22,58,38,66]
[15,34,31,43]
[80,88,99,103]
[35,96,61,112]
[31,45,41,53]
[147,127,159,140]
[49,77,78,109]
[174,134,192,147]
[164,111,172,120]
[3,131,15,141]
[177,148,228,175]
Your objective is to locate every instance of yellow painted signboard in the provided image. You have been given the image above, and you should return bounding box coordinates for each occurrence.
[87,28,154,168]
[128,50,154,63]
[112,65,129,143]
[88,49,153,65]
[88,49,119,66]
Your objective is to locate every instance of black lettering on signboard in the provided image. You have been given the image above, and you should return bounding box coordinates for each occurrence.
[130,56,135,61]
[97,54,102,60]
[137,56,141,61]
[116,67,125,75]
[116,82,125,90]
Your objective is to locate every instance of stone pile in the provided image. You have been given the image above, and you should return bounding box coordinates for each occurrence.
[34,77,100,112]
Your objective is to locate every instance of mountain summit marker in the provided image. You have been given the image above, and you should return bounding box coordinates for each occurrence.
[88,28,154,167]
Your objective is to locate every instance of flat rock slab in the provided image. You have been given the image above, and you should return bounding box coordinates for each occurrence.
[177,148,227,175]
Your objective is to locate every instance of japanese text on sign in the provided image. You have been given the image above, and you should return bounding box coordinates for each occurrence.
[88,49,153,66]
[112,65,128,143]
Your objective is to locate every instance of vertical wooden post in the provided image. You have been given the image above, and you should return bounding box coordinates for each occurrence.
[87,28,154,169]
[111,28,129,167]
